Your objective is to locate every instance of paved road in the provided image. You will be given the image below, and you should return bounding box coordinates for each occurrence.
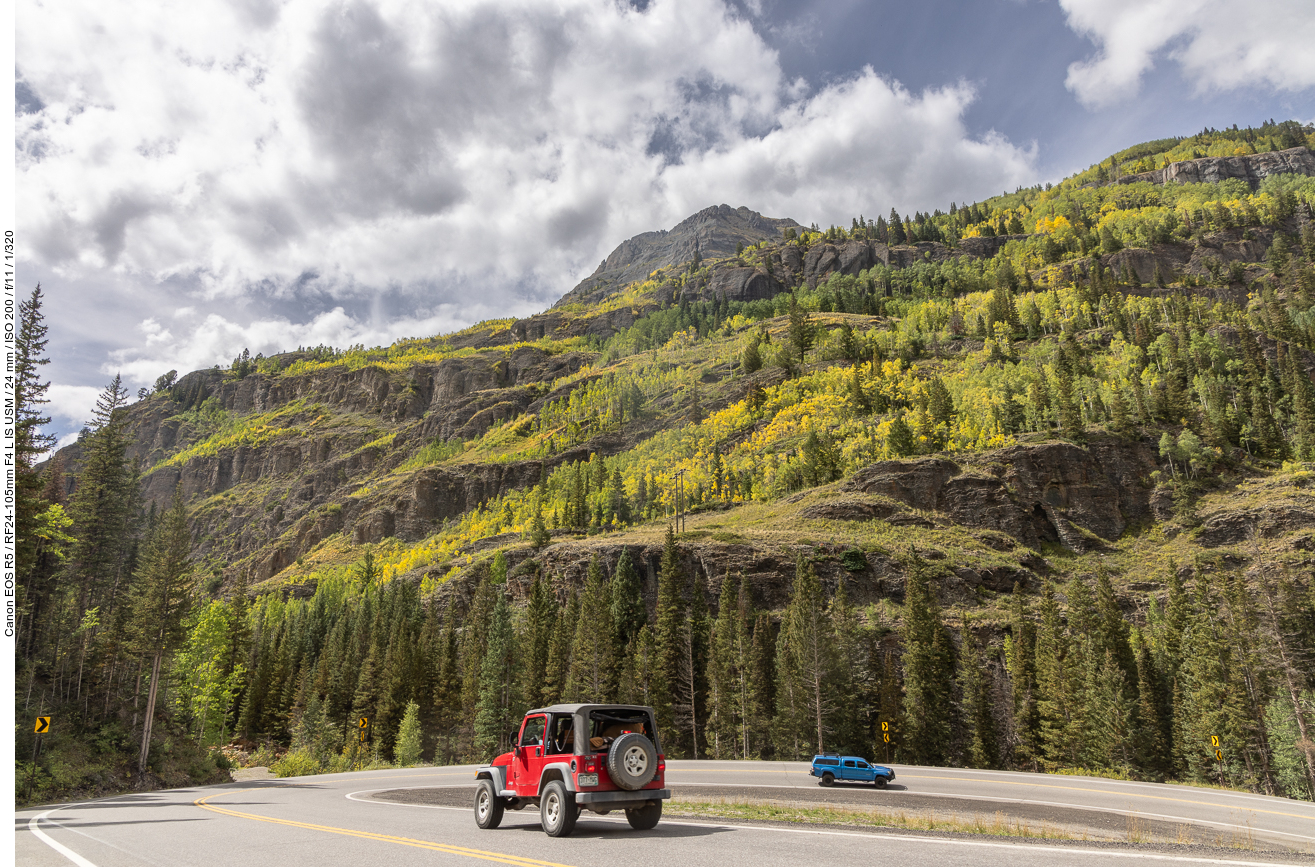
[15,763,1315,867]
[666,761,1315,849]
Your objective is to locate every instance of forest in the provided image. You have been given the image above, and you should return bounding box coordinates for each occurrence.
[11,120,1315,805]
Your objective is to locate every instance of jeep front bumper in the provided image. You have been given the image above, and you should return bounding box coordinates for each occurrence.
[574,788,670,805]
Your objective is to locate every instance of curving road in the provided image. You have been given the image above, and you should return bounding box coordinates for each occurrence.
[15,762,1315,867]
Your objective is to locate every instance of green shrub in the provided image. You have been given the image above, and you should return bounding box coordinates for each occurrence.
[271,748,322,778]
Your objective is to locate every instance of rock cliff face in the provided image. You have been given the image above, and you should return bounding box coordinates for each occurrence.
[1114,147,1315,189]
[842,437,1160,552]
[556,205,801,307]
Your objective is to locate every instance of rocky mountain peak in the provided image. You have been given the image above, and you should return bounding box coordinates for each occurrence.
[555,204,800,307]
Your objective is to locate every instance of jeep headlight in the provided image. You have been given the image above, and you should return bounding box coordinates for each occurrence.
[577,773,599,787]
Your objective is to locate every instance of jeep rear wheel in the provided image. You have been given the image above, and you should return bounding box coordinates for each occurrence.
[625,800,662,831]
[540,780,578,837]
[474,780,503,829]
[607,732,658,791]
[820,772,834,787]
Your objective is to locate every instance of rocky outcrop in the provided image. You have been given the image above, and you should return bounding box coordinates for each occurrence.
[556,205,800,307]
[1114,147,1315,190]
[842,438,1160,551]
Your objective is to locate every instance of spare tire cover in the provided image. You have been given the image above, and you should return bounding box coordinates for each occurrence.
[606,732,657,791]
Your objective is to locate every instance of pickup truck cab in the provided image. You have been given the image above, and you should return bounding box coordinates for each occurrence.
[474,703,671,837]
[810,752,895,788]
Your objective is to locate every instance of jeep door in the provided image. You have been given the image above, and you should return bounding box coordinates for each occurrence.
[841,758,857,781]
[512,714,547,795]
[855,759,874,781]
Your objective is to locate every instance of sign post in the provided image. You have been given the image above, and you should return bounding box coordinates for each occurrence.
[27,717,51,801]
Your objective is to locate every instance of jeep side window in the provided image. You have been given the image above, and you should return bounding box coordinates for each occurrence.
[548,716,574,754]
[520,715,545,748]
[843,760,855,768]
[858,761,870,768]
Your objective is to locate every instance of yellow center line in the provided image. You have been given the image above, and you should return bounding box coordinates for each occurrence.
[194,790,574,867]
[665,767,1315,824]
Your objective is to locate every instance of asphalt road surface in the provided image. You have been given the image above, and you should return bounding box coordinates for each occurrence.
[16,762,1315,867]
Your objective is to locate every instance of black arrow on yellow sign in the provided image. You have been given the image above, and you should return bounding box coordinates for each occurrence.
[359,717,369,730]
[34,717,50,734]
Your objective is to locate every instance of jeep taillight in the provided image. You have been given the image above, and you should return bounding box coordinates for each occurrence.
[582,756,599,773]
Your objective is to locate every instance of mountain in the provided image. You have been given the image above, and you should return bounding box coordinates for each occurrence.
[18,120,1315,806]
[556,204,800,307]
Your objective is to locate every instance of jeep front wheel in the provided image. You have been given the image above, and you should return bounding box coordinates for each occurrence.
[874,776,888,789]
[625,800,662,831]
[540,780,578,837]
[820,772,834,787]
[474,780,503,829]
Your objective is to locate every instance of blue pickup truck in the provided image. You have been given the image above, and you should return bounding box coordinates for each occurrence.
[810,753,895,788]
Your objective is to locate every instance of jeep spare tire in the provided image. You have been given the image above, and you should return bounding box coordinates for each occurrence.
[607,732,657,790]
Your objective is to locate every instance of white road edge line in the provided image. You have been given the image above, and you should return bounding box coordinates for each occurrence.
[635,781,1315,844]
[27,810,98,867]
[670,765,1315,815]
[343,788,1307,865]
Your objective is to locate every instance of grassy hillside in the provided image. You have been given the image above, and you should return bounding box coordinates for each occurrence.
[15,121,1315,807]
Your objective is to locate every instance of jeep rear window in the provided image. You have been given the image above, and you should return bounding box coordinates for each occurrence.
[587,709,652,752]
[816,758,839,766]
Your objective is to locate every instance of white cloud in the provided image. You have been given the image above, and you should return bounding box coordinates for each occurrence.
[46,384,105,441]
[20,0,1037,412]
[1060,0,1315,108]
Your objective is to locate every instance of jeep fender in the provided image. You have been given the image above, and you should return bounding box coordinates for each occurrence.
[539,762,577,792]
[475,766,508,795]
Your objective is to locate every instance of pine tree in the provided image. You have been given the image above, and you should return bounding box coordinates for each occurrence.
[707,575,738,758]
[566,555,615,702]
[610,548,646,649]
[66,375,138,623]
[1035,580,1082,768]
[130,492,193,775]
[520,574,555,709]
[14,286,55,600]
[674,571,711,758]
[959,624,999,768]
[473,592,520,760]
[750,611,776,757]
[653,525,685,746]
[887,414,915,457]
[542,587,578,706]
[395,700,423,766]
[1005,584,1039,769]
[899,553,954,765]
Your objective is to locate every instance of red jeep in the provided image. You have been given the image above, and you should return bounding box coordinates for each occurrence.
[473,703,671,837]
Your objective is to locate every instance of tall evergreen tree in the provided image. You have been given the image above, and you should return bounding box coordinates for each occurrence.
[129,492,193,775]
[959,624,999,769]
[473,592,520,759]
[1005,584,1039,769]
[610,548,646,649]
[899,554,953,765]
[66,375,138,623]
[653,526,685,743]
[566,555,615,702]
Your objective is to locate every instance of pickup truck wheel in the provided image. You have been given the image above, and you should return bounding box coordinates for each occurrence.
[820,772,834,787]
[625,800,662,831]
[607,732,658,790]
[474,780,503,829]
[540,780,578,837]
[874,777,888,789]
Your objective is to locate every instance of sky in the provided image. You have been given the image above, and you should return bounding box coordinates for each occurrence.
[14,0,1315,444]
